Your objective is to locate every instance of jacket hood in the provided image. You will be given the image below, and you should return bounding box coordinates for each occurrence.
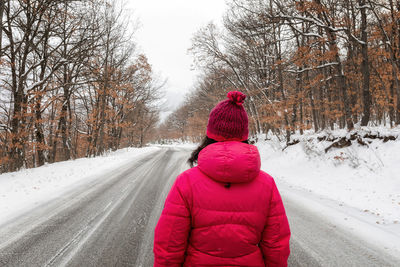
[197,141,261,183]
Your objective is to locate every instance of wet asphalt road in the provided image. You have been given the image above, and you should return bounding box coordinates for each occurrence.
[0,146,399,266]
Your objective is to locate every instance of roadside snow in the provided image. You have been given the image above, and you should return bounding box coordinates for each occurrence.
[152,141,197,149]
[257,126,400,257]
[0,146,160,226]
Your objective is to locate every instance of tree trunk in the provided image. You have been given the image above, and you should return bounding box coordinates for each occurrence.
[360,0,371,126]
[35,94,46,166]
[0,0,4,55]
[330,38,354,130]
[9,90,24,171]
[48,100,56,163]
[396,1,400,124]
[59,89,71,161]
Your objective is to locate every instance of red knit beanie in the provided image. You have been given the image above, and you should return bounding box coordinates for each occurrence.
[206,91,249,141]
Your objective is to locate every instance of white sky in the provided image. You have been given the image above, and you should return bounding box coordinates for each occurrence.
[126,0,227,120]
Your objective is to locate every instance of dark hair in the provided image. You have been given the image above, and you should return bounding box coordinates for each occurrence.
[188,136,249,167]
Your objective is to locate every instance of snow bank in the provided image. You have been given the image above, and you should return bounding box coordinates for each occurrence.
[257,126,400,256]
[154,143,197,149]
[0,146,160,226]
[152,140,198,149]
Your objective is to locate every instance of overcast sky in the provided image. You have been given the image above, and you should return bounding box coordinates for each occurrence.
[126,0,227,120]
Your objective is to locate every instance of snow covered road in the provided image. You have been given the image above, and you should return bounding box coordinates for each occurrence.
[0,146,399,266]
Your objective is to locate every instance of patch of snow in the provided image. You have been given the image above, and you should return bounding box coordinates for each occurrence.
[152,140,197,149]
[257,126,400,257]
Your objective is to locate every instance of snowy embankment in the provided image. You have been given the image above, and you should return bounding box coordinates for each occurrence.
[0,147,160,226]
[257,126,400,257]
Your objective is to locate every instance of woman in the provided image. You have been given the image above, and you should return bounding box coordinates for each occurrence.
[154,91,291,267]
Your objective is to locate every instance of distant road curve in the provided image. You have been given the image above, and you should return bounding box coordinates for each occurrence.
[0,146,398,266]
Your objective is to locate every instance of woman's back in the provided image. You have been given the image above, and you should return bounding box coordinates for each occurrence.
[154,141,290,267]
[153,91,290,267]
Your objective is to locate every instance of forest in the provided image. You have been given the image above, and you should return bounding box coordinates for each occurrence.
[159,0,400,143]
[0,0,161,172]
[1,0,400,173]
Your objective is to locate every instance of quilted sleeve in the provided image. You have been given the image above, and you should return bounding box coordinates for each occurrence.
[153,175,191,267]
[260,179,291,267]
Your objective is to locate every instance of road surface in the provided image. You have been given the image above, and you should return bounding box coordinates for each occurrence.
[0,147,399,266]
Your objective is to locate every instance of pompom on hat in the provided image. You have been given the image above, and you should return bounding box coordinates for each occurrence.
[206,91,249,141]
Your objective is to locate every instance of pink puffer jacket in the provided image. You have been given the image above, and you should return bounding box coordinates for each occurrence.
[154,141,290,267]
